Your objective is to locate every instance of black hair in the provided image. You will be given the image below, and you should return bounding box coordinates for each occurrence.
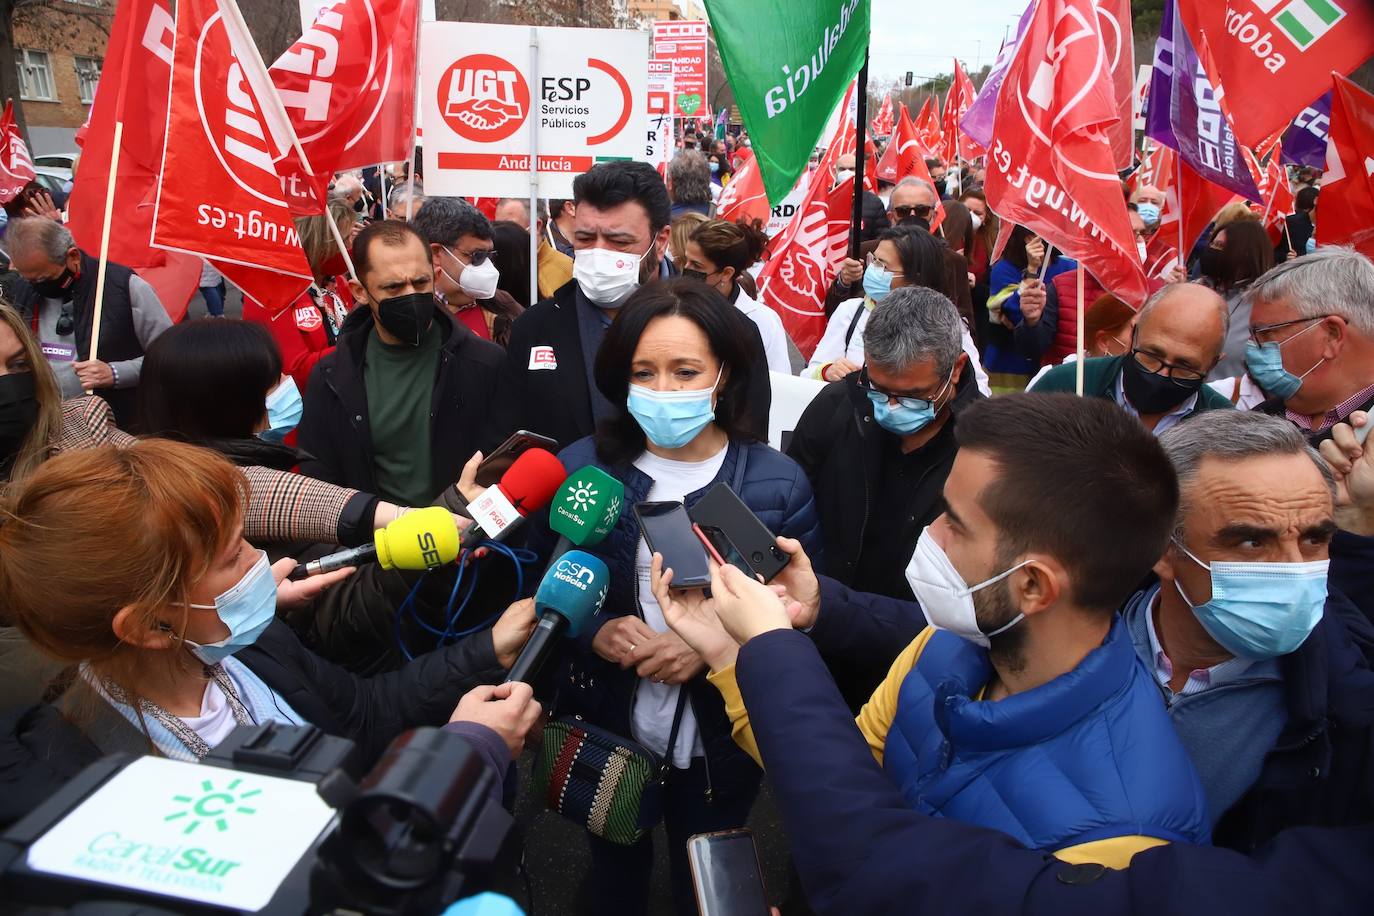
[490,220,532,308]
[1295,186,1319,213]
[410,197,493,248]
[138,319,282,441]
[1000,224,1059,272]
[351,219,429,283]
[592,278,758,466]
[955,392,1179,614]
[878,225,948,293]
[573,161,672,233]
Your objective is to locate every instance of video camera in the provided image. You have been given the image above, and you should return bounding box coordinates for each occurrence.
[0,722,521,915]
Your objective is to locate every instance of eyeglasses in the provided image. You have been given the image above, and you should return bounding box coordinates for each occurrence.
[449,247,496,266]
[857,366,950,410]
[891,204,934,219]
[1248,315,1331,346]
[1129,349,1206,383]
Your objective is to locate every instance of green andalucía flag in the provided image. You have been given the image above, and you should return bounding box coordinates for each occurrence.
[705,0,870,205]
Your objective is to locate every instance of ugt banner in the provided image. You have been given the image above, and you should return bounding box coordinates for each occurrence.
[705,0,869,205]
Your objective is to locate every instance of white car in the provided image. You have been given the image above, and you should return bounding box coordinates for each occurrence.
[33,153,77,176]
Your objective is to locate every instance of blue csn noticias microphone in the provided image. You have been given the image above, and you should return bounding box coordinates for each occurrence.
[504,550,609,684]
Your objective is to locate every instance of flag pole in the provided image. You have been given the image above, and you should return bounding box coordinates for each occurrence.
[405,2,421,221]
[85,12,138,392]
[1074,267,1085,396]
[528,26,540,307]
[848,50,870,260]
[217,0,357,284]
[379,165,389,221]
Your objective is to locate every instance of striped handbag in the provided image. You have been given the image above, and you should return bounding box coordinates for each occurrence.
[532,692,688,846]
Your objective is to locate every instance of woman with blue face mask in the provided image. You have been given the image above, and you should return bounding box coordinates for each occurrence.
[526,278,824,915]
[0,439,543,823]
[139,319,306,472]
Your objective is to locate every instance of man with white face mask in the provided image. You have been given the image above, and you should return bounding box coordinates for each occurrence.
[486,161,772,452]
[411,197,521,346]
[653,393,1211,870]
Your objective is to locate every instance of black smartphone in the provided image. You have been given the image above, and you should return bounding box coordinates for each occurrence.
[688,484,791,583]
[687,829,771,916]
[476,430,559,487]
[634,501,711,590]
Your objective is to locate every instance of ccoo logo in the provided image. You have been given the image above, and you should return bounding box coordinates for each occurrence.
[193,11,288,208]
[438,53,530,143]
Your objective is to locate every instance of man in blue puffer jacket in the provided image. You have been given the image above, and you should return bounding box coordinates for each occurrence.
[655,393,1211,875]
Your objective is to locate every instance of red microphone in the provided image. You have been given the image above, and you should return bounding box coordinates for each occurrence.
[462,447,565,550]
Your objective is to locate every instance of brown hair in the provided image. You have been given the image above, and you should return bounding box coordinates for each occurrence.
[955,393,1179,614]
[1213,219,1274,290]
[0,303,63,484]
[959,189,999,255]
[1212,201,1259,233]
[688,218,769,277]
[1083,293,1137,347]
[295,200,358,284]
[0,440,247,699]
[351,218,428,284]
[669,211,708,265]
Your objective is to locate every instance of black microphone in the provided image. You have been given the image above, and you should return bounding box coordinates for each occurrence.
[289,506,459,580]
[505,550,610,684]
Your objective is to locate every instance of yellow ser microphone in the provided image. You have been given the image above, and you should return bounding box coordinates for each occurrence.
[289,507,461,579]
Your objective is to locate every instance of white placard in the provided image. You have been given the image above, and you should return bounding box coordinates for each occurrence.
[27,756,337,912]
[420,21,650,199]
[765,179,811,238]
[646,60,674,177]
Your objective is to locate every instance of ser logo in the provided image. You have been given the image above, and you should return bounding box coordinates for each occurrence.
[416,531,442,567]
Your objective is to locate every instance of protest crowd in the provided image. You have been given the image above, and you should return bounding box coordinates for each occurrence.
[2,0,1374,914]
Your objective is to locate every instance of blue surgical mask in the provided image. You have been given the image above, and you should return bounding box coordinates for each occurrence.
[862,263,894,302]
[1243,319,1325,400]
[1305,236,1317,254]
[1172,539,1327,660]
[627,368,721,449]
[185,551,277,664]
[865,370,952,436]
[1136,202,1161,225]
[260,377,302,443]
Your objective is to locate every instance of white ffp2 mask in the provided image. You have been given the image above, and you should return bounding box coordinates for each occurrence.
[574,244,652,308]
[904,527,1029,649]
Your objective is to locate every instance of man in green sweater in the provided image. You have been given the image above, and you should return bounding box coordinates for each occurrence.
[1032,283,1233,433]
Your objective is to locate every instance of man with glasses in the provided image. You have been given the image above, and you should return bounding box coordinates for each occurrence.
[1032,283,1233,433]
[411,197,522,345]
[1243,248,1374,444]
[790,287,982,705]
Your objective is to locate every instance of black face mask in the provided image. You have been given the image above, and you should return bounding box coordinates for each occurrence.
[681,268,709,284]
[374,291,435,347]
[897,215,932,232]
[1198,247,1224,281]
[1120,355,1204,414]
[33,266,76,301]
[0,372,40,469]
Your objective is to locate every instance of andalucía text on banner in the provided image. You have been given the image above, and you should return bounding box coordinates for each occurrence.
[152,0,312,313]
[1176,0,1374,150]
[66,0,175,271]
[270,0,418,176]
[1316,74,1374,258]
[705,0,870,206]
[0,101,36,205]
[983,0,1148,308]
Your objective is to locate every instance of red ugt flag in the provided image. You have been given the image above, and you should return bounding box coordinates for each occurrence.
[716,154,770,228]
[916,97,944,160]
[0,101,35,204]
[152,0,311,312]
[66,0,175,269]
[1176,0,1374,149]
[943,60,981,163]
[1143,156,1238,280]
[1316,73,1374,258]
[270,0,418,175]
[984,0,1147,306]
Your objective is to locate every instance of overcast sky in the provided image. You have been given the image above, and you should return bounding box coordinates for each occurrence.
[867,0,1030,86]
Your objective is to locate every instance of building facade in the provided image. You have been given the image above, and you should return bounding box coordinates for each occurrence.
[13,2,113,156]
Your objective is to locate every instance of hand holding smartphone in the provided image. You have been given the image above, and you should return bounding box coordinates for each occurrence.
[635,501,712,590]
[688,829,771,916]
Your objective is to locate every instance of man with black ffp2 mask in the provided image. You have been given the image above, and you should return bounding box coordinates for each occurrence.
[1032,283,1234,434]
[297,220,504,506]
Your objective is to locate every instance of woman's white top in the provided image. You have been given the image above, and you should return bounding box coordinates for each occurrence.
[734,287,794,375]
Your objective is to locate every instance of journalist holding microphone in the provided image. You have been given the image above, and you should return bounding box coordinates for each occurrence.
[0,439,542,827]
[527,277,822,915]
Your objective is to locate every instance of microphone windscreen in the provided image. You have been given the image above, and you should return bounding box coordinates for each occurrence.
[534,549,609,638]
[549,466,625,548]
[374,506,461,570]
[500,448,565,513]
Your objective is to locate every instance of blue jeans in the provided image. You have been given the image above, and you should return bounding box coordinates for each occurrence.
[200,281,226,317]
